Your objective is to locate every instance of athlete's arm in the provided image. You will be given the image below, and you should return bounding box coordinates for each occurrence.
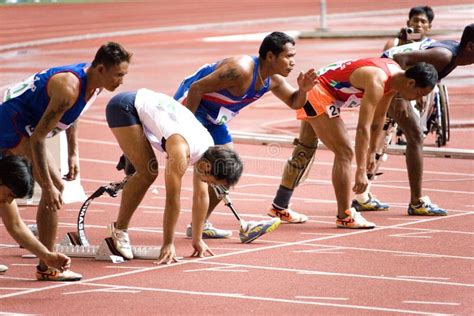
[393,47,452,71]
[270,68,317,110]
[368,93,395,173]
[1,201,71,271]
[29,73,80,210]
[383,38,396,51]
[190,168,214,258]
[350,67,387,194]
[157,136,188,264]
[64,122,79,180]
[184,58,249,113]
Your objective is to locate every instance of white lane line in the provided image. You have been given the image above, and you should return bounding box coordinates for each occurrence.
[302,244,474,261]
[63,287,141,295]
[2,199,472,302]
[203,31,300,42]
[184,265,248,273]
[294,246,345,254]
[65,282,445,315]
[397,276,451,280]
[104,266,146,270]
[403,300,460,306]
[199,261,473,288]
[389,231,436,238]
[0,288,32,291]
[0,276,33,281]
[295,296,348,301]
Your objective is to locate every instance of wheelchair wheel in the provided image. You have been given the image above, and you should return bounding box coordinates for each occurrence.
[436,84,450,147]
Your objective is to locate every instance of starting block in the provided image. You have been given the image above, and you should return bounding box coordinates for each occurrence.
[55,235,161,261]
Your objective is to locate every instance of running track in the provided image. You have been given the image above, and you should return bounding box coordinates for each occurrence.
[0,1,473,315]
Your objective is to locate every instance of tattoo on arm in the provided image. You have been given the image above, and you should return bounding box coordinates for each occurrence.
[218,68,240,81]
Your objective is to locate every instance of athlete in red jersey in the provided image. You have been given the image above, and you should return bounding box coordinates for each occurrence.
[272,58,438,229]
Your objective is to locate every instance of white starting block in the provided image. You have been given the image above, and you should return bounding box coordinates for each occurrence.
[54,234,162,261]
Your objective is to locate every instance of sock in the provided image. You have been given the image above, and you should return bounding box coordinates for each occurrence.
[272,185,294,210]
[355,183,372,203]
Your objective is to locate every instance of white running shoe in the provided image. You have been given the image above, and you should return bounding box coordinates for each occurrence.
[0,264,8,273]
[108,222,133,260]
[267,204,308,223]
[186,221,232,239]
[336,208,376,229]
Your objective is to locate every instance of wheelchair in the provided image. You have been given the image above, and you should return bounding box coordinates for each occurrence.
[388,83,450,148]
[369,83,450,179]
[422,83,450,147]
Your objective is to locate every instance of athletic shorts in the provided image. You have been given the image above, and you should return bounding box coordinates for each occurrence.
[296,84,336,120]
[106,92,141,128]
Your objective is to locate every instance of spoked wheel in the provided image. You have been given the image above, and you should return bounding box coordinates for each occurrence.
[436,84,450,147]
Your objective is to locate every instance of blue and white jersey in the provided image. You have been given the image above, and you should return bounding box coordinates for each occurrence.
[1,63,98,148]
[381,37,436,59]
[173,56,271,125]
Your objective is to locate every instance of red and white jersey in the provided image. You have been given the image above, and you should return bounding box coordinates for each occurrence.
[317,58,400,108]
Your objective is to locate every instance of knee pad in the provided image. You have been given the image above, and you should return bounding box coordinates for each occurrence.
[282,137,318,189]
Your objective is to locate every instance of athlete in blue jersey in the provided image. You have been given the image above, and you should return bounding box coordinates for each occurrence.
[0,42,132,281]
[175,32,318,238]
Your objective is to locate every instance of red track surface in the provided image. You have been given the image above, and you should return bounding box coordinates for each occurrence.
[1,1,473,315]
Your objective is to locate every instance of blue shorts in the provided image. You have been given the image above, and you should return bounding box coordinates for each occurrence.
[195,112,232,145]
[0,105,23,150]
[105,92,141,128]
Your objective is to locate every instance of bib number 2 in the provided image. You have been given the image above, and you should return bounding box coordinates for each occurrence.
[325,104,340,118]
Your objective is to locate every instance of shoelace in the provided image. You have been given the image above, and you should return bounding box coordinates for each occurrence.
[115,230,130,243]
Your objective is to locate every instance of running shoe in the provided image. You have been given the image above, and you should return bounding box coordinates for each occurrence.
[408,196,448,216]
[186,221,232,239]
[267,205,308,223]
[351,193,390,212]
[239,218,281,244]
[336,208,376,229]
[36,266,82,281]
[0,264,7,273]
[108,222,133,260]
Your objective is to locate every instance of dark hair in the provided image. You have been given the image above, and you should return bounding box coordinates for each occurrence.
[91,42,132,69]
[409,6,434,23]
[405,62,438,88]
[0,155,34,199]
[201,146,243,187]
[459,23,474,52]
[258,32,295,60]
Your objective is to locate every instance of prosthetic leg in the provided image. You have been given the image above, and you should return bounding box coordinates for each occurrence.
[212,185,281,243]
[269,121,318,223]
[281,121,319,189]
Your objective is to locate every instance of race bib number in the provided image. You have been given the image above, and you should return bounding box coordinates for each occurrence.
[208,107,237,125]
[342,94,360,108]
[325,104,340,118]
[317,60,351,76]
[25,125,64,138]
[3,74,38,101]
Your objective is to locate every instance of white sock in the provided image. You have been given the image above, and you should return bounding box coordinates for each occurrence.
[355,184,372,203]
